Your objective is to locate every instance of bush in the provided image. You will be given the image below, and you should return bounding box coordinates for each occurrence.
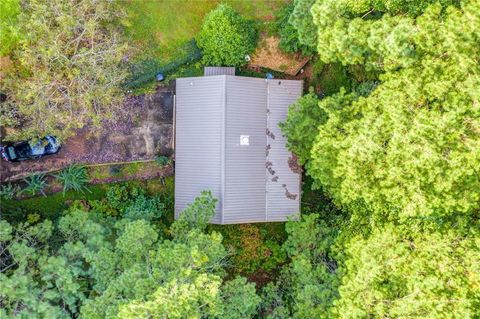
[105,184,164,221]
[196,4,257,67]
[314,62,352,96]
[55,165,89,195]
[155,155,172,166]
[123,192,164,221]
[0,183,20,200]
[21,173,47,197]
[106,184,132,212]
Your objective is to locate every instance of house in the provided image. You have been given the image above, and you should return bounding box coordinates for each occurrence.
[174,67,302,224]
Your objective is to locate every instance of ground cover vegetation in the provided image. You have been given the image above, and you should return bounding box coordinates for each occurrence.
[0,160,170,203]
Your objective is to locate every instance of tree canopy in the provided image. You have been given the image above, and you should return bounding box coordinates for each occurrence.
[289,0,318,51]
[0,190,261,319]
[284,0,480,222]
[0,0,129,141]
[279,0,480,317]
[196,4,257,67]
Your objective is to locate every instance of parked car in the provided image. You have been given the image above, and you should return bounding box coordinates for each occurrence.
[1,136,61,162]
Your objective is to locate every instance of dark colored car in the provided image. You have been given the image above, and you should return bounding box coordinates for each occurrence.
[1,136,61,162]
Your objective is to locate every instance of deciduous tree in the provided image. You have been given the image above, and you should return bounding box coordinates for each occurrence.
[1,0,130,140]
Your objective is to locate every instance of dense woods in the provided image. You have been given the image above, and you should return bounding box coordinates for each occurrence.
[280,0,480,317]
[1,0,479,318]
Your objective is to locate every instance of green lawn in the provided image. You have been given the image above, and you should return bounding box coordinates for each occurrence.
[121,0,290,92]
[122,0,289,61]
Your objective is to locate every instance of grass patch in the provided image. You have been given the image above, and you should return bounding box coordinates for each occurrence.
[88,161,164,181]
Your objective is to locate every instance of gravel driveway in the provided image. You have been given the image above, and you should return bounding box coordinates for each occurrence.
[0,84,175,182]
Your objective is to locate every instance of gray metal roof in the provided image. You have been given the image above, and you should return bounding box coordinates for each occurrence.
[175,75,302,224]
[204,67,235,76]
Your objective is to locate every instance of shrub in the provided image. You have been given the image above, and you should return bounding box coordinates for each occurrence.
[123,195,164,221]
[21,173,47,197]
[155,155,172,166]
[0,183,20,200]
[196,4,257,67]
[55,165,89,195]
[106,184,131,212]
[105,184,164,221]
[314,62,352,96]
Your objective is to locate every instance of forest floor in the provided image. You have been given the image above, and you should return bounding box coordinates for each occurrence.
[0,85,174,182]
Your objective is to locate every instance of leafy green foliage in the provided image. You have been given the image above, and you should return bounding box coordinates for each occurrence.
[339,0,460,17]
[289,0,318,50]
[123,193,164,221]
[262,214,343,319]
[314,63,353,96]
[155,155,173,166]
[288,0,480,221]
[336,225,480,318]
[105,184,164,221]
[55,164,90,195]
[0,183,19,200]
[220,277,261,319]
[280,89,355,166]
[0,219,83,318]
[311,0,461,70]
[21,173,47,197]
[1,0,129,140]
[277,1,480,318]
[1,191,260,318]
[196,4,257,67]
[274,3,314,55]
[211,223,287,276]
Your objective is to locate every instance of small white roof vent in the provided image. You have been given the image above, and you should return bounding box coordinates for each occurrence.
[240,135,249,146]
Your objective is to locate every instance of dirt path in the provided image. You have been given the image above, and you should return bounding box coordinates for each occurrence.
[0,85,174,182]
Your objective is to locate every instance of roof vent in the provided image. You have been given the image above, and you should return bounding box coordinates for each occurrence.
[240,135,249,146]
